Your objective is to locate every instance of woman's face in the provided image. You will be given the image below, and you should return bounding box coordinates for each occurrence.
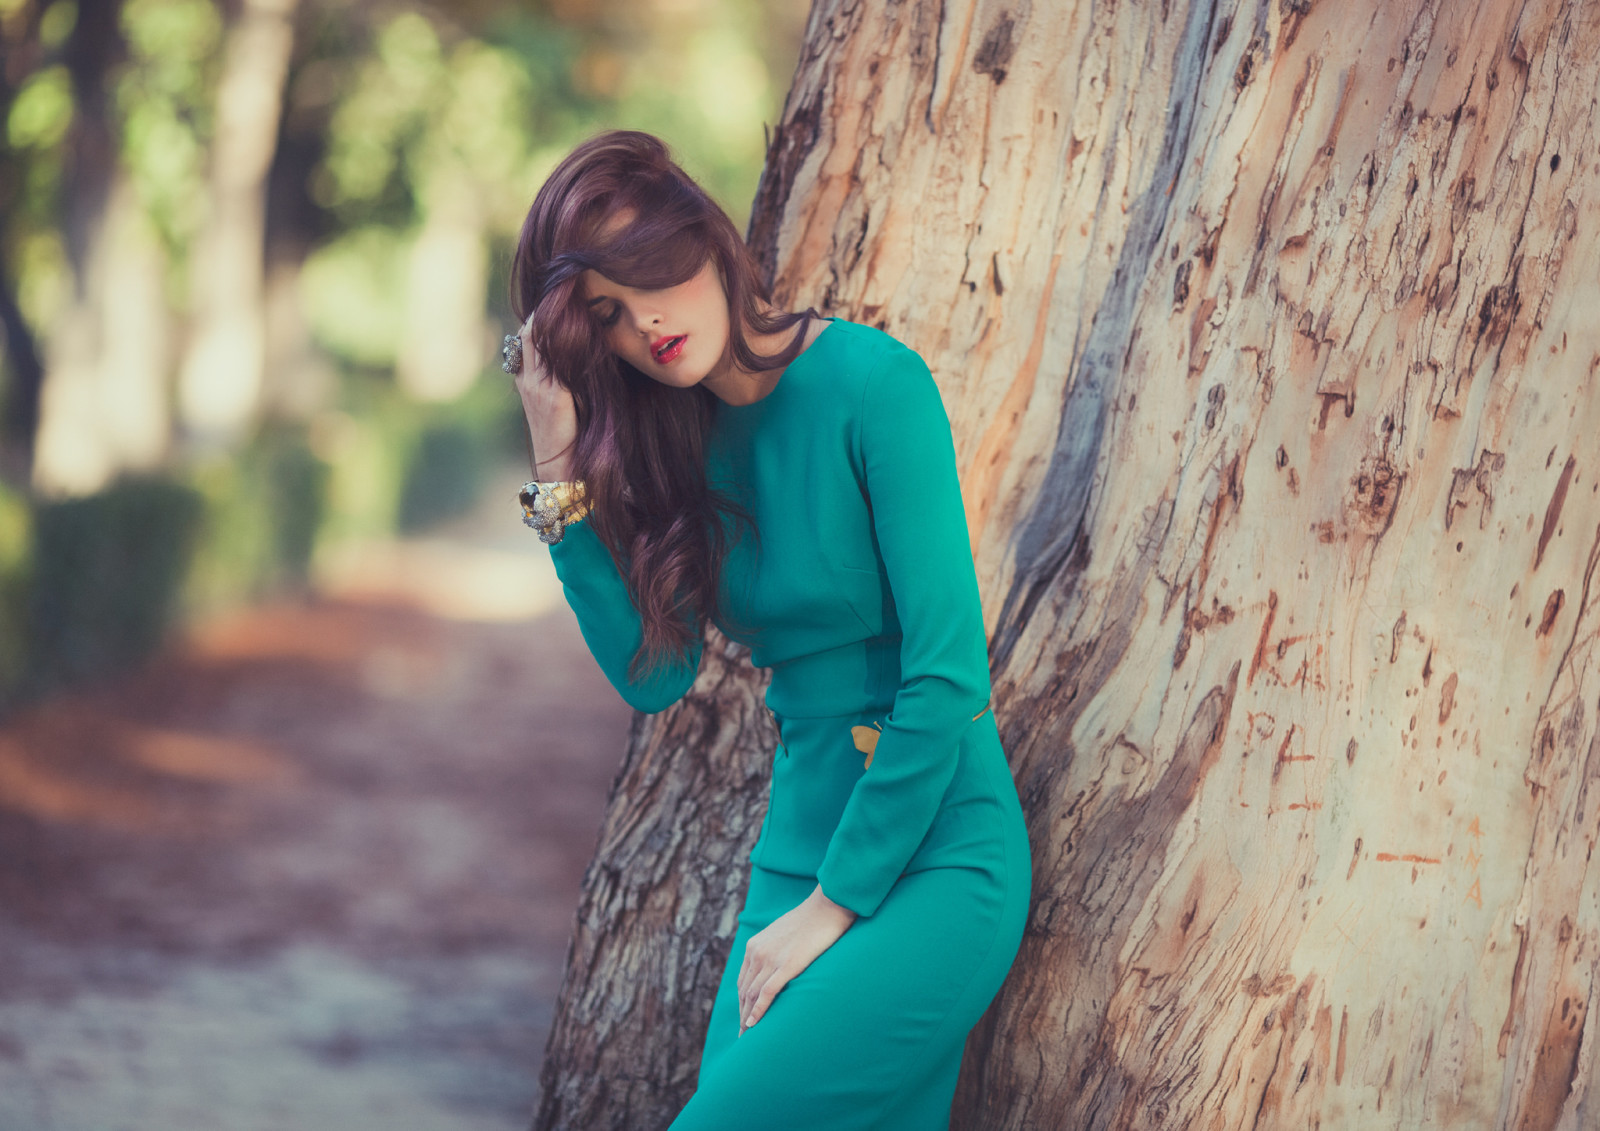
[579,256,732,390]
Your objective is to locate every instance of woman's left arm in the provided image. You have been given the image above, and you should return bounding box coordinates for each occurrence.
[815,343,992,919]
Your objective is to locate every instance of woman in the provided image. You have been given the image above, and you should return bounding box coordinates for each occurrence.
[506,129,1031,1130]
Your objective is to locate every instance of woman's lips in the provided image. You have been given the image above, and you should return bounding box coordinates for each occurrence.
[652,335,686,363]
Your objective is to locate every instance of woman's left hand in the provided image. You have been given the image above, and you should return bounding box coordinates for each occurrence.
[738,884,857,1034]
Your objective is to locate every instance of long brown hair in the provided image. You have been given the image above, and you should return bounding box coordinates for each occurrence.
[511,130,815,681]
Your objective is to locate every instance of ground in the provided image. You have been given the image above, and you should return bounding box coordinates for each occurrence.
[0,505,632,1130]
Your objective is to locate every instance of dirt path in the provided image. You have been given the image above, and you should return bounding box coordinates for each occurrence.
[0,546,632,1129]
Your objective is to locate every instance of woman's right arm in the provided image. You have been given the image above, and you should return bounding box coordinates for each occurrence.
[515,320,702,714]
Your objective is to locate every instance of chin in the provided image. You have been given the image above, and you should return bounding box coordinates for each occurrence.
[649,367,707,390]
[668,358,714,388]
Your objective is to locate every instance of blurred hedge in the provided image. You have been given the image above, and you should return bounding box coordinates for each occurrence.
[22,475,206,696]
[183,423,330,615]
[0,484,31,701]
[0,374,524,716]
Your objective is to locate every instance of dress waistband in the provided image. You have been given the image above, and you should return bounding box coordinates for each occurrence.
[761,636,901,718]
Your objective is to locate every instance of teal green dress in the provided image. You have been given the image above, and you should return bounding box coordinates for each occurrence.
[547,318,1031,1129]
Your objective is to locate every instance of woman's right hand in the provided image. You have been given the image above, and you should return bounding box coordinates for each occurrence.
[512,314,579,481]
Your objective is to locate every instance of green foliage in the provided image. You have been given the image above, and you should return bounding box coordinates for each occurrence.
[298,225,410,368]
[300,1,787,370]
[314,365,525,542]
[116,0,222,266]
[597,21,776,226]
[300,11,580,370]
[395,373,525,533]
[22,475,204,695]
[182,423,331,614]
[37,0,74,48]
[7,65,73,150]
[0,426,339,712]
[0,480,30,704]
[314,9,601,232]
[397,421,487,534]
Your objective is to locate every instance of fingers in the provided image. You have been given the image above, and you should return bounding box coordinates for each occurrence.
[737,947,793,1032]
[518,331,540,379]
[737,900,848,1036]
[737,944,761,1028]
[513,314,544,387]
[745,968,787,1029]
[739,966,777,1023]
[736,957,751,1020]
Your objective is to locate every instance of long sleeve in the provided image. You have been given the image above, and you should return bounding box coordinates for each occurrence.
[814,345,992,918]
[547,516,702,714]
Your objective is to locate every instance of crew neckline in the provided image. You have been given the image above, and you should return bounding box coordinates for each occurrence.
[720,316,838,410]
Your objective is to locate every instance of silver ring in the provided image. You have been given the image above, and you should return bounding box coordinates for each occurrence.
[501,333,523,375]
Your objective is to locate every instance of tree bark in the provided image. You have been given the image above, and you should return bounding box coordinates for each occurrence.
[0,0,48,483]
[27,0,179,498]
[31,178,173,496]
[538,1,1600,1127]
[532,632,775,1129]
[0,270,45,485]
[175,0,298,443]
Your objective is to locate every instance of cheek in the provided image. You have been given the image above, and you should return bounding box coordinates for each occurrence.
[605,325,638,360]
[709,290,731,336]
[693,289,727,339]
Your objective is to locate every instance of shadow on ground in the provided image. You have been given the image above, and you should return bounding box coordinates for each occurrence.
[0,576,632,1129]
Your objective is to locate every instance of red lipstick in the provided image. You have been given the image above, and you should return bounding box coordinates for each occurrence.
[652,334,687,363]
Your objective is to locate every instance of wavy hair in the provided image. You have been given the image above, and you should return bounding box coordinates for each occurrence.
[510,130,816,681]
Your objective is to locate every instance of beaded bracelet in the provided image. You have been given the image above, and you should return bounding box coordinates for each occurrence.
[519,480,591,544]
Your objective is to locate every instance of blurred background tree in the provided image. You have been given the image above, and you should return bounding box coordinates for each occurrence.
[0,0,807,707]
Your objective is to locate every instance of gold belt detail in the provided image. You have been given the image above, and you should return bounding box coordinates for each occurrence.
[851,700,991,770]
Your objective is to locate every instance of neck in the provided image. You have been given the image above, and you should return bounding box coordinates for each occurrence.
[701,300,804,407]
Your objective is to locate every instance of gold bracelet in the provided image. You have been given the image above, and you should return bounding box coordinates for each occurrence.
[518,480,590,544]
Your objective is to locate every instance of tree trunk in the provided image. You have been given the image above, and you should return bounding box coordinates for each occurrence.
[532,632,775,1129]
[31,178,173,496]
[0,269,46,485]
[175,0,298,443]
[0,0,49,484]
[396,172,489,402]
[537,1,1600,1127]
[27,0,178,498]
